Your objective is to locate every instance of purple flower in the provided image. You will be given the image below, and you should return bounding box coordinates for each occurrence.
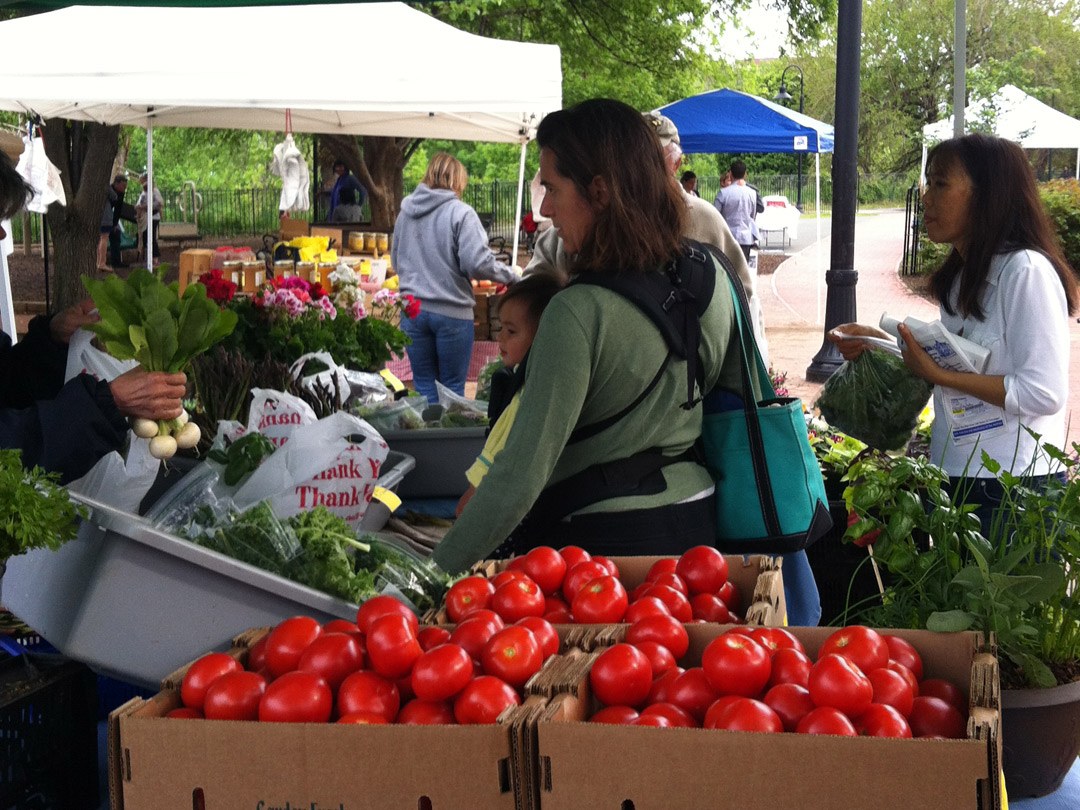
[316,296,337,321]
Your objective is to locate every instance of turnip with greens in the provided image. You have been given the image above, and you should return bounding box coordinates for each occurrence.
[83,268,237,460]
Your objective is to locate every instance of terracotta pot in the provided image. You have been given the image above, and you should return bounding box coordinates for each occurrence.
[1002,677,1080,798]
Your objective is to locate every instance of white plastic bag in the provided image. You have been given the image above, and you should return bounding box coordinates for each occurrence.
[246,388,318,447]
[290,351,350,409]
[65,327,137,383]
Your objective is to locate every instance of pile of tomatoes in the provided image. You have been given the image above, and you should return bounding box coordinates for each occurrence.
[587,624,969,739]
[169,594,561,726]
[444,545,742,626]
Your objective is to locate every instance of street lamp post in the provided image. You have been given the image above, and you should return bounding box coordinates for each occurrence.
[774,65,805,211]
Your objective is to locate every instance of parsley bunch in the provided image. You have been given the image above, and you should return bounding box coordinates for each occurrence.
[0,450,84,561]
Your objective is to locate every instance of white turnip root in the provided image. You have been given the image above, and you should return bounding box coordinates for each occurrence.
[131,417,159,439]
[174,421,201,450]
[149,434,178,460]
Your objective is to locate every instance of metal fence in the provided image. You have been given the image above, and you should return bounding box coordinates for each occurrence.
[7,173,916,246]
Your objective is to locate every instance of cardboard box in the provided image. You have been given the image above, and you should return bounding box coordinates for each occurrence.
[177,248,214,294]
[524,626,1001,810]
[279,217,310,240]
[108,631,531,810]
[310,225,346,253]
[425,556,786,629]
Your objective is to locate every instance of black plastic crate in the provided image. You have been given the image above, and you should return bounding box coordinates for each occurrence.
[0,653,99,810]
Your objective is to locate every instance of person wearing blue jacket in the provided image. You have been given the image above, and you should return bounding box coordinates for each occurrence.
[391,152,519,404]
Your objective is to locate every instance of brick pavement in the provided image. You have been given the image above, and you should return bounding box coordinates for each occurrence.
[759,208,1080,450]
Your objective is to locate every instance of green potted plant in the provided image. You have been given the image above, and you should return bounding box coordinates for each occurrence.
[843,436,1080,798]
[0,449,85,603]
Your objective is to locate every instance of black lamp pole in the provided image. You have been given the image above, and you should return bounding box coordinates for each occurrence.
[774,65,805,210]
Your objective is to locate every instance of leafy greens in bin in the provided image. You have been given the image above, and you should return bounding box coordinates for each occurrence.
[815,349,933,452]
[170,501,447,611]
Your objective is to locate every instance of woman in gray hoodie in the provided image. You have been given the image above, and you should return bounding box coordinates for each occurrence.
[392,152,519,404]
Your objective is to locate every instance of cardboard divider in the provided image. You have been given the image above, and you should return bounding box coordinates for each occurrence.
[519,625,1002,810]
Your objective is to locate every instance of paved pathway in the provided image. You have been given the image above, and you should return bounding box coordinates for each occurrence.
[759,208,1080,450]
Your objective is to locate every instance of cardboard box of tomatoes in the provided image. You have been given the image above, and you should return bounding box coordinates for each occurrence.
[519,624,1001,810]
[107,626,534,810]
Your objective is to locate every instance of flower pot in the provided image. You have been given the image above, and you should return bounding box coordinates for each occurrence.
[1002,677,1080,798]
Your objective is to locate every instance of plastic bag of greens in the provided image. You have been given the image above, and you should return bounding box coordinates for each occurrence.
[434,381,489,428]
[192,501,303,577]
[352,398,426,432]
[815,349,933,451]
[475,359,503,402]
[355,534,449,614]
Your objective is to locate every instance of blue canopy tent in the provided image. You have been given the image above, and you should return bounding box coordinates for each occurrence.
[659,88,835,322]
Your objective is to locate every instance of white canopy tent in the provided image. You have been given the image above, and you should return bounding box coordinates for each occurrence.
[921,84,1080,179]
[0,2,562,336]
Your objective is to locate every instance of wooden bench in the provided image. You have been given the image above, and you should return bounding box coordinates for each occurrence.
[155,221,201,251]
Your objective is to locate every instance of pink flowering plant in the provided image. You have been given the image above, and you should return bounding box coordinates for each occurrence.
[221,269,414,371]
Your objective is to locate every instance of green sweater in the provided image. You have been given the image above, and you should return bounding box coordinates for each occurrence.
[433,260,740,573]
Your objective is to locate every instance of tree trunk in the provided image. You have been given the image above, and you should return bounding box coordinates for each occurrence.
[41,120,120,311]
[319,133,418,232]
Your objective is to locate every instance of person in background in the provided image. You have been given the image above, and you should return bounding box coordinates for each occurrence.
[713,159,759,261]
[391,152,518,404]
[135,172,163,266]
[455,273,562,516]
[330,187,364,224]
[0,144,187,483]
[433,98,741,575]
[829,133,1077,534]
[99,173,128,271]
[680,170,699,196]
[328,160,367,220]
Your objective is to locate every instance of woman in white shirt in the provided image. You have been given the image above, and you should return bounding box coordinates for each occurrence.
[830,133,1077,530]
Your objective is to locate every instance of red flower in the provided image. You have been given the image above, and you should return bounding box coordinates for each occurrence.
[200,269,237,304]
[402,294,421,319]
[309,282,327,300]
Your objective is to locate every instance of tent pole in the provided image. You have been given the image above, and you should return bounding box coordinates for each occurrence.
[146,113,154,269]
[815,153,822,325]
[511,137,527,267]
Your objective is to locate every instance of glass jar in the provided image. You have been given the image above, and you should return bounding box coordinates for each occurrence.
[221,261,242,286]
[376,232,389,253]
[273,259,295,278]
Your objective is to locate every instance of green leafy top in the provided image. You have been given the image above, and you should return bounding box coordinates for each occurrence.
[83,267,238,373]
[0,450,85,561]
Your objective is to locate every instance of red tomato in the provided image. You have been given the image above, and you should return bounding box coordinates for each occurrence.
[765,647,813,689]
[626,614,690,660]
[490,576,546,622]
[562,560,611,603]
[716,580,741,613]
[454,676,521,724]
[634,641,677,678]
[264,616,322,678]
[506,556,530,572]
[418,626,453,651]
[908,696,966,739]
[337,711,389,725]
[667,667,719,723]
[559,545,592,571]
[245,636,269,673]
[592,556,619,577]
[365,614,423,679]
[411,643,475,702]
[258,671,333,723]
[515,616,560,660]
[624,596,673,624]
[633,713,671,727]
[181,653,243,711]
[397,699,455,725]
[886,660,921,696]
[445,576,496,622]
[481,626,543,688]
[323,618,360,636]
[796,706,858,736]
[521,547,568,595]
[648,666,684,705]
[689,593,732,623]
[917,678,966,712]
[337,671,400,722]
[883,634,925,681]
[763,683,815,732]
[701,633,772,697]
[589,644,653,708]
[297,632,364,691]
[749,627,805,655]
[650,572,689,596]
[203,670,266,721]
[461,609,505,633]
[641,584,693,623]
[807,654,873,718]
[450,616,502,662]
[676,546,729,595]
[166,707,203,719]
[356,595,418,636]
[641,701,697,728]
[645,558,679,583]
[589,705,640,724]
[491,569,530,589]
[819,626,889,676]
[571,575,629,624]
[543,605,574,624]
[857,703,913,738]
[703,697,782,733]
[868,667,915,717]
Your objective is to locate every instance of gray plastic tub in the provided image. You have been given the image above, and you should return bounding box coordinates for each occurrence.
[382,428,486,499]
[1,451,415,690]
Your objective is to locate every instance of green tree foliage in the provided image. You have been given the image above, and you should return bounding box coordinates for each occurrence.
[1040,179,1080,274]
